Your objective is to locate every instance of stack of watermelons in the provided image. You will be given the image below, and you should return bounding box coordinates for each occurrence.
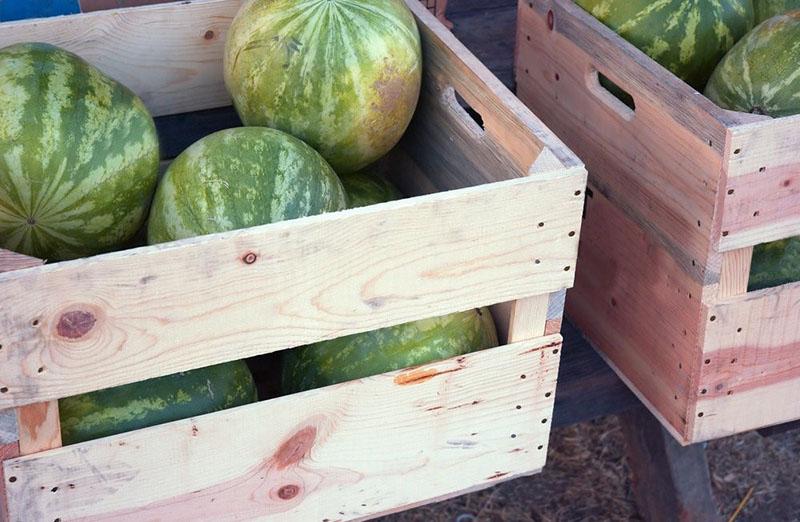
[576,0,800,291]
[0,0,500,444]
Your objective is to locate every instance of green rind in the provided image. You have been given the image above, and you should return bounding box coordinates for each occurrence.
[224,0,422,174]
[147,127,347,243]
[281,307,499,393]
[59,360,257,445]
[749,237,800,291]
[755,0,800,22]
[339,168,402,208]
[576,0,754,90]
[0,42,159,261]
[705,11,800,117]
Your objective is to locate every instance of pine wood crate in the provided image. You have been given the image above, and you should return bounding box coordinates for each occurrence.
[0,0,586,519]
[516,0,800,444]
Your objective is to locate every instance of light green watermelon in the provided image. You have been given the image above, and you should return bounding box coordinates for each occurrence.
[0,43,159,261]
[755,0,800,22]
[340,169,403,208]
[224,0,422,174]
[576,0,754,90]
[282,308,498,393]
[749,238,800,291]
[705,11,800,117]
[60,361,257,445]
[147,127,346,243]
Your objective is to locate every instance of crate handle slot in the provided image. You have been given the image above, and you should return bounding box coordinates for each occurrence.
[585,67,636,121]
[442,85,486,137]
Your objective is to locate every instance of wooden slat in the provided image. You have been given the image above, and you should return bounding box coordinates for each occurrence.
[0,0,241,117]
[0,175,582,409]
[692,282,800,441]
[565,187,705,440]
[0,443,19,522]
[717,247,753,299]
[4,335,561,521]
[15,403,61,456]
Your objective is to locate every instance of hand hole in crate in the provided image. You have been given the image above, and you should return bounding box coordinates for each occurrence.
[443,87,485,135]
[587,69,635,119]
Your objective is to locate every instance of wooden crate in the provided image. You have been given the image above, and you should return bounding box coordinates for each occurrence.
[516,0,800,444]
[0,0,586,519]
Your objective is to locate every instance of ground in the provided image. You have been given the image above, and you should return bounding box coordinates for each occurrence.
[379,416,800,521]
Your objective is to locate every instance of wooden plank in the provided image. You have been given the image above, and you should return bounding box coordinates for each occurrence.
[565,186,704,441]
[15,403,62,456]
[505,294,549,343]
[545,288,566,335]
[4,335,561,521]
[516,0,727,275]
[620,406,722,522]
[0,443,19,522]
[693,282,800,441]
[449,4,517,90]
[0,0,241,117]
[0,249,42,274]
[0,175,582,409]
[717,247,753,299]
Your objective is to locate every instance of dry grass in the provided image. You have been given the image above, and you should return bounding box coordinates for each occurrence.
[379,416,800,521]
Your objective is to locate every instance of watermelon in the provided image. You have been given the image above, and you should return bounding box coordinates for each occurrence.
[147,127,346,243]
[705,11,800,117]
[576,0,754,90]
[0,43,159,261]
[755,0,800,22]
[59,361,257,445]
[224,0,422,174]
[340,169,403,208]
[749,238,800,291]
[282,307,498,393]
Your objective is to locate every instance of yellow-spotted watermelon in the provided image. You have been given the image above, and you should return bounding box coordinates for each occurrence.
[60,361,257,444]
[576,0,754,90]
[147,127,346,243]
[340,169,402,208]
[705,11,800,117]
[755,0,800,22]
[224,0,422,174]
[0,43,159,261]
[281,308,498,393]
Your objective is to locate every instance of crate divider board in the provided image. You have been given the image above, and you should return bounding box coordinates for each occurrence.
[516,0,800,444]
[0,0,586,519]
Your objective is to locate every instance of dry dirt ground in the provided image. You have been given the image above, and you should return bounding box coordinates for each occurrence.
[379,416,800,521]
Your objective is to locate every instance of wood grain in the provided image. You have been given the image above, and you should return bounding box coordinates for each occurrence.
[4,335,561,521]
[15,403,61,456]
[0,175,582,409]
[717,247,753,300]
[0,443,19,522]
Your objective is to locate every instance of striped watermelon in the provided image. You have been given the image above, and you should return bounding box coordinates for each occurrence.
[755,0,800,22]
[281,308,498,393]
[224,0,422,174]
[749,237,800,291]
[576,0,754,90]
[340,169,402,208]
[60,361,257,445]
[0,43,159,261]
[147,127,346,243]
[705,11,800,117]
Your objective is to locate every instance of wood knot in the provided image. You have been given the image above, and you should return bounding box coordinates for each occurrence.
[277,484,300,500]
[274,426,316,469]
[56,310,96,339]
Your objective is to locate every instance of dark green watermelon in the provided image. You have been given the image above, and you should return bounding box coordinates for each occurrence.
[576,0,754,90]
[59,361,257,445]
[224,0,422,174]
[755,0,800,22]
[282,307,498,393]
[705,11,800,117]
[147,127,346,243]
[340,169,402,209]
[749,237,800,291]
[0,43,159,261]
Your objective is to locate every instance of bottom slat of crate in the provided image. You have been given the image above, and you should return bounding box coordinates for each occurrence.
[4,334,560,521]
[694,282,800,441]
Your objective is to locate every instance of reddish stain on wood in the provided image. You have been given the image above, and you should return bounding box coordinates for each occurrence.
[274,426,316,470]
[0,442,20,522]
[394,365,464,386]
[56,310,96,339]
[277,484,300,500]
[486,471,508,480]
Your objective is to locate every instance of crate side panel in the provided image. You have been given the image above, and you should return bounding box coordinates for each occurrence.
[0,177,582,409]
[719,116,800,251]
[693,282,800,441]
[516,0,726,274]
[4,336,560,521]
[566,187,705,438]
